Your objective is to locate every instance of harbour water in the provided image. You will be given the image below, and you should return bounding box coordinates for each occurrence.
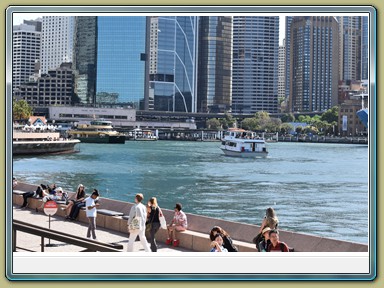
[13,141,369,244]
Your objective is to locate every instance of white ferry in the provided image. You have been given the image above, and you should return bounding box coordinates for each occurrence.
[126,128,158,141]
[220,128,268,158]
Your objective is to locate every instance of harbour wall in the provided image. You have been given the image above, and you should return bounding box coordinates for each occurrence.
[12,182,368,252]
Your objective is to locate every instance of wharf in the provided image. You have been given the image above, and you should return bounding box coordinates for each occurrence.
[12,205,191,253]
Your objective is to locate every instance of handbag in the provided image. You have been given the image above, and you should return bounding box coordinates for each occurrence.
[128,208,140,231]
[159,207,167,229]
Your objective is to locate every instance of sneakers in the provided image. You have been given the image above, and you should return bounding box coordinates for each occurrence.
[172,239,180,247]
[165,238,173,245]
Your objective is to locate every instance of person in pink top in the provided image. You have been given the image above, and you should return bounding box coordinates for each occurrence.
[166,203,187,247]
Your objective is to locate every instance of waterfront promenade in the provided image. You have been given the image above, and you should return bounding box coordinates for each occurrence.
[12,205,191,253]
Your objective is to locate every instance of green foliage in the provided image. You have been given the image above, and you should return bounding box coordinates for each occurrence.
[220,113,236,129]
[280,123,294,134]
[206,118,221,130]
[241,117,260,131]
[321,106,338,123]
[280,113,295,123]
[13,98,33,121]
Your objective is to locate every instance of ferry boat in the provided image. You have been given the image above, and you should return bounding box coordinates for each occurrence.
[13,130,80,155]
[220,128,268,158]
[68,120,125,144]
[126,128,158,141]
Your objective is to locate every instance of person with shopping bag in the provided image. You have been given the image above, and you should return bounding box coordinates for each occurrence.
[127,193,151,252]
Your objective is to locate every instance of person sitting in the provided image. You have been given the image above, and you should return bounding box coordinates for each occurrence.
[210,233,228,252]
[258,226,271,252]
[13,177,18,189]
[36,187,67,212]
[258,207,279,234]
[209,226,238,252]
[20,185,47,209]
[166,203,187,247]
[266,229,290,252]
[61,184,86,218]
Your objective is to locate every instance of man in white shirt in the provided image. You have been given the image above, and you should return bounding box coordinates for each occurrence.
[127,193,151,252]
[86,189,100,240]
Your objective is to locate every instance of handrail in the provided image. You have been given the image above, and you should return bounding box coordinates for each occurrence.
[12,219,122,252]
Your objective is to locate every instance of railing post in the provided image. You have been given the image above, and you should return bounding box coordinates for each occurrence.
[13,228,17,252]
[41,237,45,252]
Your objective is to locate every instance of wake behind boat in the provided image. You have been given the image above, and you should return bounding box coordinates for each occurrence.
[220,128,268,158]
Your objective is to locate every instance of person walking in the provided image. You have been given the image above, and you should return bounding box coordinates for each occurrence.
[127,193,151,252]
[85,189,100,240]
[145,197,161,252]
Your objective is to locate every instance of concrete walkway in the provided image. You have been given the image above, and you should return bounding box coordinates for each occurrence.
[12,205,191,253]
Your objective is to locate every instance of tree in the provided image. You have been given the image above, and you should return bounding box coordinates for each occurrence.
[219,113,236,129]
[13,98,33,122]
[321,106,338,123]
[280,113,295,123]
[206,118,221,130]
[280,123,294,135]
[241,118,259,131]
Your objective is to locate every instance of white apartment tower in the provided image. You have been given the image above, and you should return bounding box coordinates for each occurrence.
[41,16,75,74]
[12,19,41,95]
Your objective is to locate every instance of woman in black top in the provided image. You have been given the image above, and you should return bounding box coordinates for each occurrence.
[64,184,86,219]
[209,226,238,252]
[146,197,161,252]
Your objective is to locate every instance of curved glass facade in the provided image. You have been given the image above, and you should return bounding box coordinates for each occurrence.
[148,16,198,112]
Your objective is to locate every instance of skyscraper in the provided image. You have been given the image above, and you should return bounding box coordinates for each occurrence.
[96,16,146,107]
[197,16,232,113]
[73,16,97,105]
[278,39,286,101]
[12,19,41,96]
[73,16,146,107]
[338,16,362,81]
[232,16,279,114]
[289,16,339,112]
[41,16,75,74]
[361,16,368,81]
[284,16,293,100]
[147,16,198,112]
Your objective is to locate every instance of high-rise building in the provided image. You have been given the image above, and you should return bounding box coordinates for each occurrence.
[41,16,75,74]
[361,16,368,81]
[73,16,97,105]
[12,19,42,96]
[338,16,362,81]
[197,16,232,113]
[232,16,279,114]
[289,16,339,112]
[278,39,286,101]
[96,16,146,108]
[147,16,198,112]
[284,16,293,100]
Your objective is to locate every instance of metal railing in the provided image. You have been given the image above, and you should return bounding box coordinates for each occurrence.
[12,219,122,252]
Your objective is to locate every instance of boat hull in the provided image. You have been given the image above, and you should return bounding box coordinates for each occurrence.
[13,140,80,155]
[220,148,268,158]
[73,135,125,144]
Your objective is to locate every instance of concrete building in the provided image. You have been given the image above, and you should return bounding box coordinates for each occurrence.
[289,16,339,113]
[147,16,199,112]
[337,16,362,82]
[361,16,369,81]
[338,98,367,136]
[15,62,74,106]
[12,19,42,95]
[278,39,286,102]
[284,16,294,101]
[40,16,75,74]
[232,16,279,114]
[197,16,232,113]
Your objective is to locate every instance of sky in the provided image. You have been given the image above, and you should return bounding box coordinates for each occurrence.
[12,13,286,45]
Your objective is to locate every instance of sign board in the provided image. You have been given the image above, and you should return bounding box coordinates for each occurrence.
[342,115,348,131]
[43,200,58,216]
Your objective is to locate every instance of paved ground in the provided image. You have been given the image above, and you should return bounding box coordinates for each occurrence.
[12,205,191,253]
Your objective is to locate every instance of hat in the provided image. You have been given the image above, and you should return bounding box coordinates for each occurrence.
[56,187,63,193]
[262,227,271,235]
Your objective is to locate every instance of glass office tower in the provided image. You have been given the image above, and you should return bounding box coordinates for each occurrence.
[147,16,198,112]
[73,16,146,107]
[197,16,232,113]
[96,17,146,108]
[232,16,279,114]
[361,16,368,81]
[73,17,97,105]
